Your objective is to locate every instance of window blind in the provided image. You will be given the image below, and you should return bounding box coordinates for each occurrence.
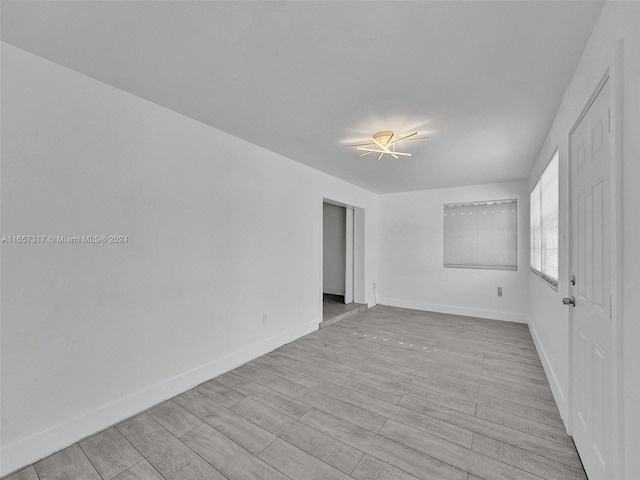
[541,153,559,282]
[530,151,559,285]
[530,183,541,272]
[444,199,517,270]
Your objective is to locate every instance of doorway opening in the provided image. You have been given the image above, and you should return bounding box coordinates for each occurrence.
[321,200,367,327]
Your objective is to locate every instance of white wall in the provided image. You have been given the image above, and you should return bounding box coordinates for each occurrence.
[526,2,640,478]
[322,203,346,295]
[378,181,530,324]
[0,44,379,476]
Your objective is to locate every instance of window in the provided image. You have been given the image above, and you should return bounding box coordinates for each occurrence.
[530,182,541,272]
[443,199,517,270]
[530,151,559,285]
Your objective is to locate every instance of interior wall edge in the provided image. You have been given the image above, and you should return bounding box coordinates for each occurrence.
[379,297,528,324]
[0,319,318,477]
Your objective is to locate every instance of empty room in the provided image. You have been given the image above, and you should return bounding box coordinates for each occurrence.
[1,1,638,480]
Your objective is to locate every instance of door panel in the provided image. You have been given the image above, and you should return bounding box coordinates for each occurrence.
[592,181,605,311]
[576,329,588,430]
[577,193,587,298]
[570,80,611,480]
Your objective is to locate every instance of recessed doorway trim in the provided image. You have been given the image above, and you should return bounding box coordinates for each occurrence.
[320,198,366,323]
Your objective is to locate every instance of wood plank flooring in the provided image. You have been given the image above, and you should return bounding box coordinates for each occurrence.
[4,306,587,480]
[321,294,366,325]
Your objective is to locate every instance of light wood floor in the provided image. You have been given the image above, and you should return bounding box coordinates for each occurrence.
[5,306,587,480]
[322,294,365,322]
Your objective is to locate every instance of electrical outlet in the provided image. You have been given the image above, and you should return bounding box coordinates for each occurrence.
[498,287,503,297]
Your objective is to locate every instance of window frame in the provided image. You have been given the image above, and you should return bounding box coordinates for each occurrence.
[530,150,559,289]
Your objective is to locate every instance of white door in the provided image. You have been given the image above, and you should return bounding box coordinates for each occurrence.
[344,207,354,304]
[570,79,612,480]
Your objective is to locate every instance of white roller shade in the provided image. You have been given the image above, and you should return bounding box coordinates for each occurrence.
[444,199,517,270]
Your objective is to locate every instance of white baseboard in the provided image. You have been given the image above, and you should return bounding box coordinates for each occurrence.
[528,319,567,427]
[379,297,528,324]
[0,319,318,477]
[323,288,345,296]
[366,297,377,308]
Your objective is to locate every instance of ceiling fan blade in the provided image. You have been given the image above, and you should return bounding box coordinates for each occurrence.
[371,137,393,153]
[392,132,419,143]
[346,142,374,148]
[348,132,426,158]
[371,137,386,149]
[400,136,429,142]
[385,132,396,147]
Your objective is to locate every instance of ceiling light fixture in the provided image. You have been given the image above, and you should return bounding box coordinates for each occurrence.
[346,131,428,160]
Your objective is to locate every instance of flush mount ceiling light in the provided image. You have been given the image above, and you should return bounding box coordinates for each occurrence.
[346,131,429,160]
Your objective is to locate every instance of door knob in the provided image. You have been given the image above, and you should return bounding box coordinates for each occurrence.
[562,296,576,307]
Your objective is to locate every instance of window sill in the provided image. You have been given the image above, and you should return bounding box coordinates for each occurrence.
[530,268,558,291]
[445,264,517,271]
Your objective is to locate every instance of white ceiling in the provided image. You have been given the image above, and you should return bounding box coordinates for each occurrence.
[1,1,604,193]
